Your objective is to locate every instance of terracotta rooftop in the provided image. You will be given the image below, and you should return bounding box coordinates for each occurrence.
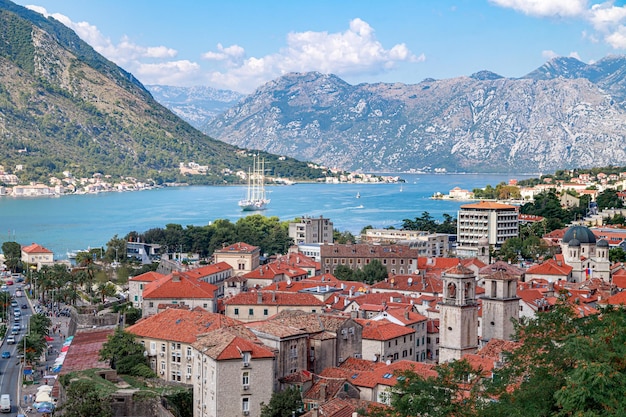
[460,201,517,210]
[479,261,525,278]
[214,242,259,253]
[356,319,414,341]
[129,271,165,282]
[225,291,325,307]
[192,328,274,361]
[58,327,116,375]
[371,273,443,294]
[180,262,232,280]
[332,359,436,389]
[22,243,53,254]
[143,272,218,299]
[320,243,420,259]
[127,308,243,344]
[377,307,428,325]
[525,258,573,276]
[245,320,309,338]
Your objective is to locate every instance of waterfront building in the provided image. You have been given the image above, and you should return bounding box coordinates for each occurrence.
[456,201,519,258]
[21,242,54,270]
[289,216,334,245]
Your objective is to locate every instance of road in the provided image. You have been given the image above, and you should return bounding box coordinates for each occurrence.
[0,276,32,416]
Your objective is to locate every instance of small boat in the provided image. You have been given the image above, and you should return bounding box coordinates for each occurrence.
[239,155,270,211]
[356,192,360,199]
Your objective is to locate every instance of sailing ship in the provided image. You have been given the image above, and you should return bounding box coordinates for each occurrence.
[239,156,270,211]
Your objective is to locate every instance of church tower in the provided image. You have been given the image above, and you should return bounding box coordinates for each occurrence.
[480,269,519,344]
[439,264,478,363]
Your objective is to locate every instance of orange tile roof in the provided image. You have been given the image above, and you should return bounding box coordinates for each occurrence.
[525,259,572,277]
[460,201,517,210]
[127,308,243,343]
[143,272,218,299]
[225,291,325,307]
[22,243,53,254]
[244,261,309,280]
[613,274,626,290]
[192,327,275,360]
[605,291,626,306]
[129,271,164,282]
[379,307,428,325]
[335,359,436,388]
[214,242,259,253]
[180,262,232,280]
[356,319,414,341]
[371,273,443,294]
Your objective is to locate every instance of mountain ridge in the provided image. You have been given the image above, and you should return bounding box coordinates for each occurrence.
[202,57,626,173]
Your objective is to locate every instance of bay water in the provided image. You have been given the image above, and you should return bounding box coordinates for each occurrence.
[0,173,534,259]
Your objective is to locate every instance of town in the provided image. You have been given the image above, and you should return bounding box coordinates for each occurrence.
[3,169,626,417]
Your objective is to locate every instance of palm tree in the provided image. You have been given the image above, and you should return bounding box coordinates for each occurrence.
[18,333,47,366]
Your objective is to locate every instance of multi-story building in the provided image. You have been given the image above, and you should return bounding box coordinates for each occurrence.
[142,272,219,316]
[456,201,519,258]
[21,243,54,270]
[213,242,260,275]
[289,216,334,244]
[192,328,275,417]
[371,308,428,362]
[224,291,325,322]
[126,308,243,384]
[480,268,519,344]
[180,262,233,298]
[128,271,164,309]
[320,243,420,276]
[361,229,449,257]
[356,319,416,364]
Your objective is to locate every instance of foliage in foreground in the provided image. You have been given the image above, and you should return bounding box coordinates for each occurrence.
[371,302,626,417]
[99,327,155,377]
[260,386,304,417]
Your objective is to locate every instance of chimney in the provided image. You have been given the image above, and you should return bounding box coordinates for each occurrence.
[257,292,262,304]
[404,310,409,320]
[334,296,339,304]
[172,273,181,282]
[326,284,330,291]
[272,291,276,302]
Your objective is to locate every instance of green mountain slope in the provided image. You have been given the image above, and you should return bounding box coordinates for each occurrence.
[0,0,324,184]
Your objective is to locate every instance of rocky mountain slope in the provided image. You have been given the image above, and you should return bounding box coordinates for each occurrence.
[146,85,243,130]
[0,0,323,184]
[204,57,626,173]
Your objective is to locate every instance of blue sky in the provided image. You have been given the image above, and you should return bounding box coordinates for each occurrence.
[13,0,626,93]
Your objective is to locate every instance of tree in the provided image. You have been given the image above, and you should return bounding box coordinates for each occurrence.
[369,360,481,417]
[596,188,624,210]
[333,264,356,281]
[334,229,355,244]
[99,327,147,372]
[1,241,21,272]
[482,303,626,417]
[357,259,388,284]
[105,234,127,264]
[260,386,303,417]
[610,247,626,263]
[58,379,112,417]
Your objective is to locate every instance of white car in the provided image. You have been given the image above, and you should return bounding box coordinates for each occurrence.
[6,335,15,344]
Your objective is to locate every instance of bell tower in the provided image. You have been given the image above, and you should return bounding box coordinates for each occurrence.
[439,264,478,363]
[480,269,519,343]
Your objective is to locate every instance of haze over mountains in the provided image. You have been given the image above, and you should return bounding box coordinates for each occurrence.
[197,56,626,173]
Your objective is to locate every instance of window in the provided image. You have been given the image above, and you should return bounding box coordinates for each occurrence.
[242,397,250,412]
[242,352,251,366]
[149,302,154,308]
[161,343,166,352]
[242,371,249,386]
[186,347,192,357]
[234,308,239,315]
[248,308,254,316]
[263,308,268,316]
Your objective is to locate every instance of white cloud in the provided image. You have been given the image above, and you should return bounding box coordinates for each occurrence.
[133,60,201,86]
[588,3,626,31]
[203,18,422,92]
[605,25,626,48]
[489,0,588,17]
[542,50,559,59]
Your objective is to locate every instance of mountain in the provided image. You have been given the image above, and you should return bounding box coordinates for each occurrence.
[204,58,626,173]
[145,85,244,130]
[0,0,324,184]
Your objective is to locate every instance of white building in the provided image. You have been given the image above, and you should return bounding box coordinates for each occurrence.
[456,201,519,258]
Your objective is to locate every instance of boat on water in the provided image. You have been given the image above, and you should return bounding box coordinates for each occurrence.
[239,156,270,211]
[356,192,360,199]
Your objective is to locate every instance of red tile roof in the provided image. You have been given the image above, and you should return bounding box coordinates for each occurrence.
[525,258,572,277]
[460,201,517,210]
[244,261,309,280]
[225,291,325,307]
[332,359,436,388]
[143,272,218,299]
[180,262,232,280]
[58,327,115,374]
[214,242,259,253]
[127,308,243,343]
[192,327,275,360]
[372,273,443,294]
[129,271,164,282]
[22,243,53,254]
[356,319,414,341]
[378,307,428,325]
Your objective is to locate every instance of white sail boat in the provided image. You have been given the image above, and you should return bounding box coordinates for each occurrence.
[239,156,270,211]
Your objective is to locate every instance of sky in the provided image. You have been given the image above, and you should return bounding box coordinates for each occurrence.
[11,0,626,94]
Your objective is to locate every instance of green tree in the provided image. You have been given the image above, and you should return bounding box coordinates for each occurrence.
[334,229,355,244]
[357,259,388,284]
[596,188,624,210]
[482,303,626,417]
[260,386,303,417]
[58,379,112,417]
[105,234,127,264]
[99,327,148,374]
[1,241,21,272]
[333,264,356,281]
[369,360,480,417]
[609,247,626,263]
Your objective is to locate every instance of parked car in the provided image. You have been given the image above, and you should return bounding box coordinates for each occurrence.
[5,281,12,286]
[21,304,27,309]
[6,336,15,345]
[1,351,10,359]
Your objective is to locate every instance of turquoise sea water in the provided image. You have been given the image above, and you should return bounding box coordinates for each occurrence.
[0,173,534,258]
